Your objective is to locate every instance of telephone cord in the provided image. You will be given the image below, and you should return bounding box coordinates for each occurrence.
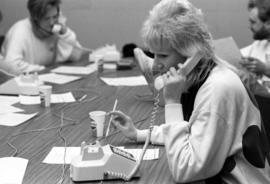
[122,92,160,181]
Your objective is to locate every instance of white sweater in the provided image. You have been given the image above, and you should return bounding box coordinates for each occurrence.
[1,18,81,75]
[241,40,270,64]
[137,65,270,183]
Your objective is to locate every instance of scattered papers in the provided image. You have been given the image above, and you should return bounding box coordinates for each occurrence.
[19,95,40,105]
[123,148,159,160]
[0,157,28,184]
[100,76,148,86]
[51,92,76,103]
[0,112,37,126]
[43,147,80,164]
[0,95,37,126]
[43,146,159,164]
[19,92,76,105]
[51,64,97,75]
[0,95,19,105]
[39,73,81,84]
[0,105,24,114]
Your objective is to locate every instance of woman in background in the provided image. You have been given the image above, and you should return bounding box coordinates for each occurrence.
[1,0,85,75]
[0,9,14,83]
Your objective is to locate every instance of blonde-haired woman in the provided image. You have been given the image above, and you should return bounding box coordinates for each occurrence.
[110,0,270,183]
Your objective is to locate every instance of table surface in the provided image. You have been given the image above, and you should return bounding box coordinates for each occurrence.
[2,58,270,184]
[0,60,184,184]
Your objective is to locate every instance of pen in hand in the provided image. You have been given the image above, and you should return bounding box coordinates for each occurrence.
[105,99,118,137]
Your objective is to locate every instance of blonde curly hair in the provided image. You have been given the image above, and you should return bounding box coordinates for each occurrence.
[142,0,216,85]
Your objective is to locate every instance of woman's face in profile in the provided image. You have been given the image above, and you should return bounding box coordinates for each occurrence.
[150,41,186,75]
[39,5,59,33]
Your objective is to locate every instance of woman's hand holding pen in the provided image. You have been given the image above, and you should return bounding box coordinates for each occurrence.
[108,111,137,141]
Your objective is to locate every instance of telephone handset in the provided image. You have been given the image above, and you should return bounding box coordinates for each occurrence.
[52,13,67,34]
[51,24,62,34]
[154,52,203,91]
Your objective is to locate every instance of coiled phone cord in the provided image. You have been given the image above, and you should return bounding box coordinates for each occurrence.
[124,92,160,181]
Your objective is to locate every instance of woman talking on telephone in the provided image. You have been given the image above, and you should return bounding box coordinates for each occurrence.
[1,0,85,75]
[109,0,270,183]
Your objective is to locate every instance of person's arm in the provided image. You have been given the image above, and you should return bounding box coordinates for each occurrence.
[56,27,83,62]
[162,106,231,182]
[136,103,184,145]
[159,68,250,183]
[241,56,270,77]
[2,23,44,75]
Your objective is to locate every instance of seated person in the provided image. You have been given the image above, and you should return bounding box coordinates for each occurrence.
[109,0,270,183]
[241,0,270,78]
[1,0,85,75]
[0,9,13,83]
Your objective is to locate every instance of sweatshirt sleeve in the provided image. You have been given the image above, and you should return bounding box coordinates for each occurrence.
[2,24,36,75]
[162,108,231,182]
[136,104,184,145]
[56,27,82,62]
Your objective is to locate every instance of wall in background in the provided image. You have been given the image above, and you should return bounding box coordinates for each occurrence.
[0,0,252,50]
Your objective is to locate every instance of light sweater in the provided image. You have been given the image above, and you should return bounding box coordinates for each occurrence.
[1,18,81,75]
[241,40,270,87]
[137,65,270,183]
[241,40,270,64]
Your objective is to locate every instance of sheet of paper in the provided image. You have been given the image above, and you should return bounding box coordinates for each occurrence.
[51,92,76,103]
[0,95,19,105]
[19,95,40,105]
[100,76,148,86]
[43,147,80,164]
[213,37,243,68]
[0,157,28,184]
[43,147,158,164]
[39,73,81,84]
[0,105,23,114]
[121,148,159,160]
[0,113,37,126]
[51,64,96,75]
[18,92,76,105]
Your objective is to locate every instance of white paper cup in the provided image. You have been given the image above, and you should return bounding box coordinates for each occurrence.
[39,85,52,107]
[89,111,106,137]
